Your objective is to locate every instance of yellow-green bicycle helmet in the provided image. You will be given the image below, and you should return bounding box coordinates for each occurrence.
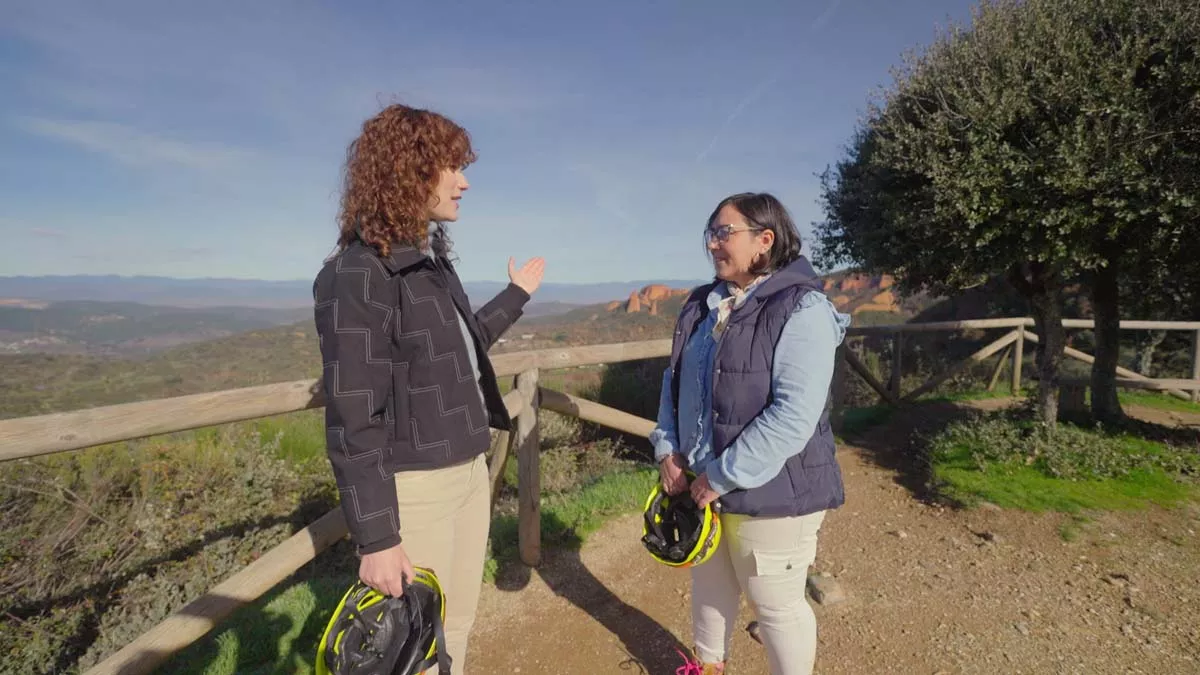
[640,474,722,568]
[316,566,450,675]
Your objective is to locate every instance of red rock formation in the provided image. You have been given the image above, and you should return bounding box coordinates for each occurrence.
[839,274,871,292]
[626,291,642,313]
[871,291,896,306]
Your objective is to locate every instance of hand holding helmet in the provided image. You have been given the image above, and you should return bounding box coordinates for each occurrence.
[359,543,416,598]
[658,453,689,495]
[641,470,722,568]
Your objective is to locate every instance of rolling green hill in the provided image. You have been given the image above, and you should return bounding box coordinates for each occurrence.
[0,300,311,356]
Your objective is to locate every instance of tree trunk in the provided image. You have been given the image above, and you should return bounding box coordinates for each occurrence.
[1135,330,1166,376]
[1011,262,1065,427]
[1089,259,1125,424]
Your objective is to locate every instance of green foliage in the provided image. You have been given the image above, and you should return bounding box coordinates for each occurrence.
[0,422,338,674]
[817,0,1200,292]
[925,410,1199,511]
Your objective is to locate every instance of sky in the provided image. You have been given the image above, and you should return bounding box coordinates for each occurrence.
[0,0,978,284]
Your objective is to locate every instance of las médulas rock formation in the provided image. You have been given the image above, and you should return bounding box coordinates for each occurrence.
[609,274,902,316]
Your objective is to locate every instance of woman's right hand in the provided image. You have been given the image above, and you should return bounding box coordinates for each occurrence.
[659,453,688,495]
[359,543,415,597]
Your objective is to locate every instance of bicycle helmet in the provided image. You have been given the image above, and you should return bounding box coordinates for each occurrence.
[316,566,451,675]
[640,476,722,568]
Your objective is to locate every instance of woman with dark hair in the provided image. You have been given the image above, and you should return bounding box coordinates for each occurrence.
[313,103,544,674]
[650,192,850,674]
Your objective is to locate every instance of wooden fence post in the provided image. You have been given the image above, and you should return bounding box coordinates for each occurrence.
[889,332,903,398]
[831,345,847,434]
[1192,330,1199,403]
[1011,325,1025,395]
[487,429,514,510]
[515,368,541,567]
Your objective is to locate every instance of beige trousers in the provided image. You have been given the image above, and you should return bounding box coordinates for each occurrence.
[691,510,827,675]
[392,451,490,675]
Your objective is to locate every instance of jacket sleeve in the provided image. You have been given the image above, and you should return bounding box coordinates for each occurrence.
[472,283,531,348]
[313,255,403,555]
[705,293,850,496]
[649,366,681,462]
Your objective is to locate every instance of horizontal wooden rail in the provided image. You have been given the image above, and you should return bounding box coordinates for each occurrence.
[83,506,348,675]
[538,387,656,438]
[1022,332,1193,401]
[5,320,1198,463]
[0,379,325,462]
[1059,376,1200,392]
[1058,319,1200,331]
[849,317,1200,334]
[0,340,671,463]
[491,339,671,376]
[849,317,1032,334]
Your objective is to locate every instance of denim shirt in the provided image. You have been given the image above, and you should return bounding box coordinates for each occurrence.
[649,279,851,496]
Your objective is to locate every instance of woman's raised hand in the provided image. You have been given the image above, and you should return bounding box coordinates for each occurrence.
[508,257,546,295]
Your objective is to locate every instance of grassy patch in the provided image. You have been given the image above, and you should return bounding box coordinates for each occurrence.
[161,572,354,675]
[838,405,895,437]
[1118,391,1200,415]
[486,463,655,582]
[925,411,1199,513]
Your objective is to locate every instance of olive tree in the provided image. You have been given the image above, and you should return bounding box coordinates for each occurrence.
[816,0,1200,426]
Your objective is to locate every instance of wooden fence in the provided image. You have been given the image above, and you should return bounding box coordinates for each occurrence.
[0,317,1197,674]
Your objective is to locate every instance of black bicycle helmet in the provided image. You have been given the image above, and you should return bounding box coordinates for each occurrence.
[316,566,450,675]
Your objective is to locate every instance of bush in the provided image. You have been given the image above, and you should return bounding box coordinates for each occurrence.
[0,421,336,674]
[924,409,1199,512]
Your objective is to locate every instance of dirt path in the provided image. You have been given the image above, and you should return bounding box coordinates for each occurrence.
[464,402,1200,674]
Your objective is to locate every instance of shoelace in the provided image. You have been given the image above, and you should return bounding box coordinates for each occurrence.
[673,648,705,675]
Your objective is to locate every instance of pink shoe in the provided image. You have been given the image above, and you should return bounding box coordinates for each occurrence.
[674,647,725,675]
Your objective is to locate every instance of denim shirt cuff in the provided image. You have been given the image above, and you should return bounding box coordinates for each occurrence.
[705,462,738,496]
[652,437,678,463]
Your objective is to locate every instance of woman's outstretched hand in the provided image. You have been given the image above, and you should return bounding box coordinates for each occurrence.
[508,257,546,295]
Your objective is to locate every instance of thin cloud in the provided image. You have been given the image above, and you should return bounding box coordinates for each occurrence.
[16,118,254,170]
[694,0,844,164]
[812,0,845,32]
[27,226,71,240]
[694,70,783,163]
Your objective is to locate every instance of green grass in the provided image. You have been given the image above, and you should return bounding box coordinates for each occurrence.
[163,573,353,675]
[926,413,1199,513]
[1118,390,1200,415]
[485,464,656,580]
[838,405,895,437]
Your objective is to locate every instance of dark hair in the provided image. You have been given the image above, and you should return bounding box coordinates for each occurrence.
[336,103,477,257]
[705,192,803,274]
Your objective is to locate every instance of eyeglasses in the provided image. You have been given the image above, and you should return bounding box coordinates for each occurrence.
[704,224,764,244]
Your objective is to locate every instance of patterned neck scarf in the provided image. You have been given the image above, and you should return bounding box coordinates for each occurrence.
[712,274,769,338]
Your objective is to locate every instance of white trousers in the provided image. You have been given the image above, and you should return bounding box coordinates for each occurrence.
[691,510,826,675]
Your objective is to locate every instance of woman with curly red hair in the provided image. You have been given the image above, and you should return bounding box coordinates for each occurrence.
[313,103,544,673]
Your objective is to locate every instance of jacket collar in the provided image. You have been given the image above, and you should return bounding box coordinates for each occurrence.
[378,243,429,274]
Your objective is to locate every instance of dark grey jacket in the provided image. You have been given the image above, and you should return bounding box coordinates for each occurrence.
[313,239,529,553]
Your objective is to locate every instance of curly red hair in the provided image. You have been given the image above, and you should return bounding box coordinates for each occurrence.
[336,104,477,257]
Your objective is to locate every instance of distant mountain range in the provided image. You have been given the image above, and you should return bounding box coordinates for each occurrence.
[0,275,712,310]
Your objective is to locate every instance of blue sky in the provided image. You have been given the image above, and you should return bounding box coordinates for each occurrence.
[0,0,976,284]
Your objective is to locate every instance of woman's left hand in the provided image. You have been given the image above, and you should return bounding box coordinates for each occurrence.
[508,257,546,295]
[690,473,720,509]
